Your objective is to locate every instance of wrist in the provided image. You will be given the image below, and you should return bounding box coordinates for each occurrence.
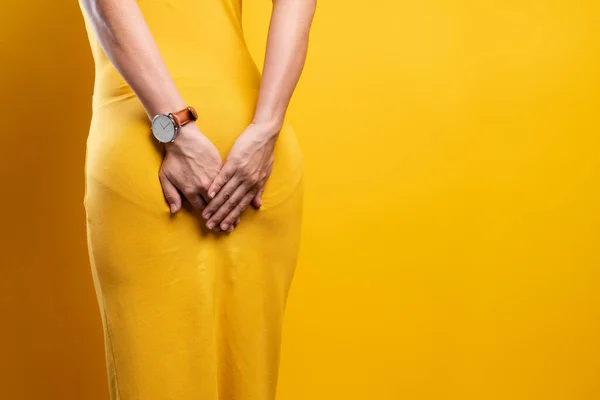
[164,122,200,152]
[146,94,188,121]
[250,117,283,140]
[152,105,200,150]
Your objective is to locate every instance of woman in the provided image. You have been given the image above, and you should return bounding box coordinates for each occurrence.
[78,0,316,398]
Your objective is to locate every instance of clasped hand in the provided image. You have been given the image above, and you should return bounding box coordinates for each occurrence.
[158,122,278,233]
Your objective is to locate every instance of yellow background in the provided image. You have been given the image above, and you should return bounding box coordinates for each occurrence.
[1,1,599,399]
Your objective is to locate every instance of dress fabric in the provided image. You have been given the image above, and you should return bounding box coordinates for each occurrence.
[78,1,305,399]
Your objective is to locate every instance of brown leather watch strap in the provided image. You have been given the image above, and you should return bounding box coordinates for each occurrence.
[170,106,198,127]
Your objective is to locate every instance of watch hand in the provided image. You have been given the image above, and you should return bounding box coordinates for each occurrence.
[160,121,168,130]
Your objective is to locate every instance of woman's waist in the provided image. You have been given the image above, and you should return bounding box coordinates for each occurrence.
[90,84,260,147]
[93,65,260,120]
[93,44,260,101]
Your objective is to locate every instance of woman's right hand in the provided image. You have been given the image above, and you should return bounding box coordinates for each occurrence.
[158,123,223,214]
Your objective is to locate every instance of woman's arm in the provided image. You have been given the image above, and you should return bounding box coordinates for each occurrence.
[201,0,317,232]
[80,0,224,213]
[252,0,318,136]
[80,0,186,121]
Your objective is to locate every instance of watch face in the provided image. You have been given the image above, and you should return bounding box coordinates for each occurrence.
[152,114,176,143]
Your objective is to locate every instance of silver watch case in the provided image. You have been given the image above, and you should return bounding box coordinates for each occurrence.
[151,113,178,143]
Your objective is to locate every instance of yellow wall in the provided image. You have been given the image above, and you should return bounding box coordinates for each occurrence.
[1,1,599,399]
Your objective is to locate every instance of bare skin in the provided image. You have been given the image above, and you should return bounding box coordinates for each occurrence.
[80,0,316,232]
[203,0,317,232]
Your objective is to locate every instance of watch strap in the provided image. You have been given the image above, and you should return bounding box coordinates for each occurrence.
[170,106,198,127]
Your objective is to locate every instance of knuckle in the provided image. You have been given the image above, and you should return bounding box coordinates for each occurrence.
[183,189,197,199]
[240,197,252,211]
[213,214,226,224]
[215,211,226,220]
[199,180,211,192]
[182,182,196,194]
[221,169,232,182]
[250,171,261,185]
[238,168,250,180]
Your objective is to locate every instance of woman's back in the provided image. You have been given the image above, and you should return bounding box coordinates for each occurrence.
[80,0,303,208]
[84,0,259,107]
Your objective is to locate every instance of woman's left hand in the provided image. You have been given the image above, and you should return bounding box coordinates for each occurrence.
[202,122,279,232]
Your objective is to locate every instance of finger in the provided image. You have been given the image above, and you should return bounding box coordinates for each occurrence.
[251,186,264,209]
[159,171,182,214]
[205,182,248,231]
[207,161,237,200]
[251,161,273,209]
[202,170,242,220]
[180,185,207,210]
[186,192,207,211]
[222,190,257,232]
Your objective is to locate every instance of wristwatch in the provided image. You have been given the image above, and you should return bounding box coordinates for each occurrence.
[151,106,198,143]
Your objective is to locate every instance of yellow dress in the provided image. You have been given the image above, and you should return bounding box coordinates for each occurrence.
[78,1,305,399]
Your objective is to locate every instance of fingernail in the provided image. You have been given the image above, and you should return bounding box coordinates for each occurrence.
[204,212,212,219]
[207,222,215,229]
[209,191,216,198]
[170,204,177,213]
[228,225,234,232]
[221,223,229,231]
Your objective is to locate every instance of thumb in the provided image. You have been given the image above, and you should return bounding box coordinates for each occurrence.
[159,172,182,214]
